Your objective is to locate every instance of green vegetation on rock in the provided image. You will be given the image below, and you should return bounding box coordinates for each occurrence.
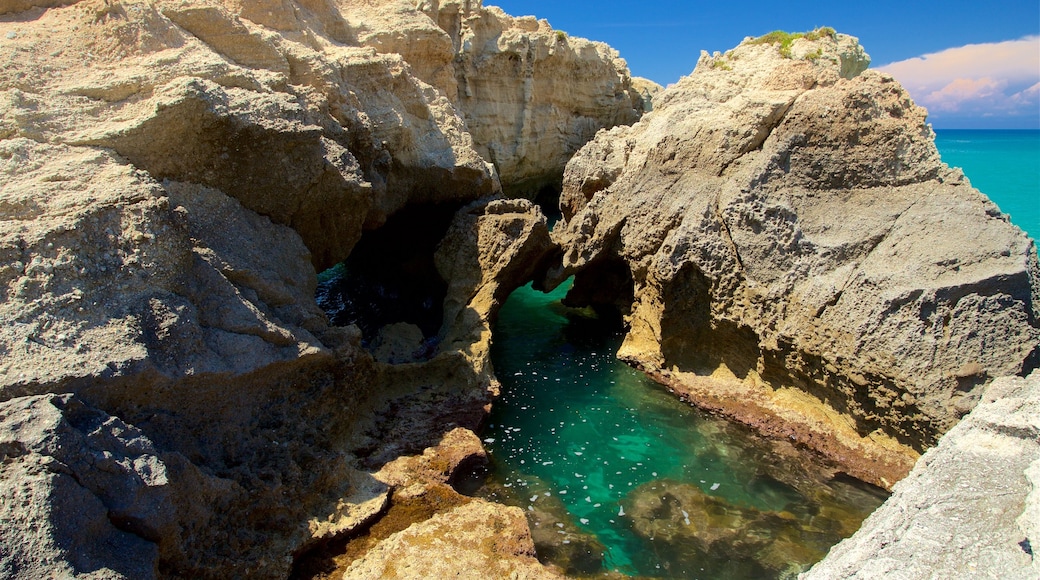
[750,27,837,58]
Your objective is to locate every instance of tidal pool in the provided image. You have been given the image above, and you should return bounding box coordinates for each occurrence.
[478,280,888,578]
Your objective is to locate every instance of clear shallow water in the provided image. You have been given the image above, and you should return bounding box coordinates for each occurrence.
[934,129,1039,239]
[481,280,887,578]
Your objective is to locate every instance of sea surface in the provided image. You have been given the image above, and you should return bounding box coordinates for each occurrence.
[482,280,887,578]
[934,129,1039,239]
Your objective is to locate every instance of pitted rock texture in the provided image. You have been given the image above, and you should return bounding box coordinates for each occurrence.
[346,0,650,197]
[340,499,561,580]
[0,1,587,577]
[550,30,1040,487]
[803,373,1040,579]
[437,1,648,196]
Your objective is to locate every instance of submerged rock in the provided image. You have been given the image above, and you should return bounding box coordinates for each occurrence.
[624,476,884,578]
[550,29,1040,488]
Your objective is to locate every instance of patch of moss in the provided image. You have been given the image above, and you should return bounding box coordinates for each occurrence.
[749,27,837,59]
[710,58,733,71]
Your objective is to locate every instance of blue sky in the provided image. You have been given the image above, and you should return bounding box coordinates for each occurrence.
[491,1,1040,129]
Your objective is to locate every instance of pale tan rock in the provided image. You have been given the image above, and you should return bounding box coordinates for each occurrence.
[424,0,645,196]
[436,198,554,349]
[803,373,1040,579]
[0,0,498,269]
[340,499,562,579]
[374,427,487,491]
[551,30,1040,487]
[0,0,80,14]
[0,0,636,577]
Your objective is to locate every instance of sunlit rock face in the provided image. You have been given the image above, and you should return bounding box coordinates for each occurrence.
[550,30,1040,489]
[2,1,1035,576]
[804,373,1040,579]
[0,1,599,577]
[342,0,651,198]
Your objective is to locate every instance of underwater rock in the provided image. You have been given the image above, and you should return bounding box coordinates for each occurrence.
[624,478,883,578]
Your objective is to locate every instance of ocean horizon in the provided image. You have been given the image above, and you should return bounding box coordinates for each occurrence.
[934,129,1039,241]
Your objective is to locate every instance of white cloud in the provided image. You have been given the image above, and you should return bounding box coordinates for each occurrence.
[877,36,1040,123]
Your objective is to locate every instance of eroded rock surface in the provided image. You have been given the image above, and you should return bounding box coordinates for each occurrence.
[550,30,1040,488]
[0,0,585,577]
[346,0,649,197]
[804,372,1040,579]
[341,499,561,580]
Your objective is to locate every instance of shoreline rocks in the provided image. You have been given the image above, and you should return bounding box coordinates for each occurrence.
[1,2,1037,578]
[803,372,1040,579]
[548,29,1040,489]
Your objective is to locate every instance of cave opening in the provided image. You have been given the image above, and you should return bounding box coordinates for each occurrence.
[314,203,461,352]
[532,182,564,226]
[659,262,761,379]
[560,256,635,320]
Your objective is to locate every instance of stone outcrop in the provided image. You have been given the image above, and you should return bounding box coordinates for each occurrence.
[0,0,586,577]
[341,499,560,579]
[550,30,1040,488]
[345,0,649,197]
[2,1,1037,576]
[804,372,1040,579]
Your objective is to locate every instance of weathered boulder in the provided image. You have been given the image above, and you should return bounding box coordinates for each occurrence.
[550,30,1040,488]
[340,499,561,580]
[0,140,328,400]
[804,372,1040,579]
[0,394,173,580]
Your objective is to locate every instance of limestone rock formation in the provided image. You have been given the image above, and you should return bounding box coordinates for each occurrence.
[0,0,589,577]
[340,499,561,579]
[804,372,1040,579]
[550,30,1040,488]
[337,0,648,198]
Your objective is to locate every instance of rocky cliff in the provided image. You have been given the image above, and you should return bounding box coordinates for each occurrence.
[550,30,1040,489]
[0,1,617,577]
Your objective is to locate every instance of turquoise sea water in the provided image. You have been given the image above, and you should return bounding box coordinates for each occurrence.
[482,281,886,578]
[934,129,1039,239]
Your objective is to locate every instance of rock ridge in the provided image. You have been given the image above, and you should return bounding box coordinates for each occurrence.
[804,372,1040,579]
[0,0,611,577]
[550,29,1040,488]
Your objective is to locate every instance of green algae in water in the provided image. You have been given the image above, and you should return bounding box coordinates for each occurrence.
[480,280,888,578]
